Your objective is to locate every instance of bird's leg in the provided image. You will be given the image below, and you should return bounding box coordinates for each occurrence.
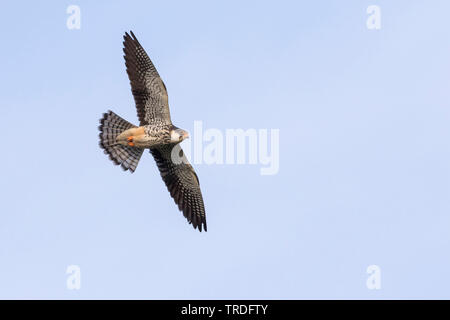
[127,136,135,147]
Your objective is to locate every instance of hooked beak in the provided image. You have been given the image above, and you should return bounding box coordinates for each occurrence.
[183,132,190,139]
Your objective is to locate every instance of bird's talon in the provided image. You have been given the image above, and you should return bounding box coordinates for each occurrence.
[127,136,135,146]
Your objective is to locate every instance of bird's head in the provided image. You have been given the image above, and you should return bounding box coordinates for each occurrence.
[170,127,189,143]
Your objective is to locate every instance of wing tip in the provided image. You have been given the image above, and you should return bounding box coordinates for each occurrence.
[123,30,138,43]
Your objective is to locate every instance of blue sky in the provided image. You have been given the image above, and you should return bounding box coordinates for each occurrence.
[0,0,449,299]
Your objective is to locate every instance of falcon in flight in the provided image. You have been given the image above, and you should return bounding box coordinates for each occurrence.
[98,31,207,232]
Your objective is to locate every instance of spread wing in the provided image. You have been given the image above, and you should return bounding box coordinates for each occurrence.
[150,144,207,232]
[123,31,172,126]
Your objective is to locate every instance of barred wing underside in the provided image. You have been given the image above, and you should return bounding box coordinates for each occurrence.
[123,31,172,126]
[150,145,207,232]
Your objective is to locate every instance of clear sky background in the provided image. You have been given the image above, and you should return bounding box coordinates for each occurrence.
[0,0,449,299]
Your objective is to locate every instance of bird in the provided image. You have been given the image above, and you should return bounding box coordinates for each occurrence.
[98,31,207,232]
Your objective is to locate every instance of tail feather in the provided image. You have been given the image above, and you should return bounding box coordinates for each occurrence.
[98,110,144,172]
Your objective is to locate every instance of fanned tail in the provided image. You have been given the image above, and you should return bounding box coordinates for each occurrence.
[98,110,144,172]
